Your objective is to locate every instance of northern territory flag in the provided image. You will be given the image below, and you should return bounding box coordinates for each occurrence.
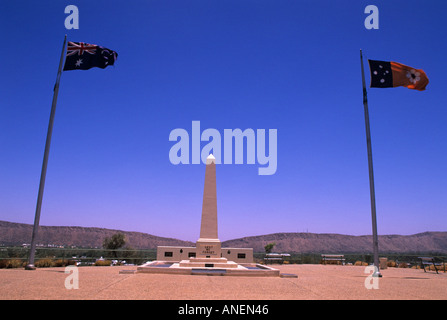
[368,60,429,91]
[63,42,118,71]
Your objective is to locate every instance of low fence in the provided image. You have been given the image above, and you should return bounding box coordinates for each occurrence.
[1,246,445,268]
[0,246,156,267]
[255,252,447,266]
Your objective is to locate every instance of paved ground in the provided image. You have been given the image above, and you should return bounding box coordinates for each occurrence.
[0,264,446,300]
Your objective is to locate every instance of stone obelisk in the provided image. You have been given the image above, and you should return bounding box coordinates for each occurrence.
[144,152,269,273]
[196,154,221,259]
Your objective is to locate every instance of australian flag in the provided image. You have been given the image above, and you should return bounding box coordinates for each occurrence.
[63,42,118,71]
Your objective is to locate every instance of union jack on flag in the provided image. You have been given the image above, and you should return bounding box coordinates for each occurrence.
[66,42,97,56]
[63,41,118,71]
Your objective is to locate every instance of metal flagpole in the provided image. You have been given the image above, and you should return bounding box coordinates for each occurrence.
[25,35,67,270]
[360,49,382,277]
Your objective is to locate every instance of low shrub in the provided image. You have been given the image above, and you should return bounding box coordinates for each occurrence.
[94,260,112,266]
[398,262,408,268]
[387,260,397,268]
[429,265,443,272]
[0,259,25,268]
[354,261,368,266]
[53,259,76,267]
[322,260,343,265]
[35,258,54,268]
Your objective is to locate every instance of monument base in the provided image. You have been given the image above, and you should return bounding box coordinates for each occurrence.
[136,260,281,277]
[179,257,239,268]
[195,238,221,259]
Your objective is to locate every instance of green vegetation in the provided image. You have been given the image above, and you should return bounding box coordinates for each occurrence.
[255,252,447,267]
[103,233,127,258]
[0,246,157,268]
[264,242,276,253]
[0,245,445,269]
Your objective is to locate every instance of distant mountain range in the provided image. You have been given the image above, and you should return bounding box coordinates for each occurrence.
[223,232,447,254]
[1,220,446,254]
[0,220,194,249]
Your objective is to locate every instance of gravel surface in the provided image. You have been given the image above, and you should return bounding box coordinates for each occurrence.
[1,264,445,300]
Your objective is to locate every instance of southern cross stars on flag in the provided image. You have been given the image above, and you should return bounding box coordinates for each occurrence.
[63,41,118,71]
[368,60,429,91]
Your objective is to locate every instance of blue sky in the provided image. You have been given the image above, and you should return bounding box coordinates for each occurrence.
[0,1,446,242]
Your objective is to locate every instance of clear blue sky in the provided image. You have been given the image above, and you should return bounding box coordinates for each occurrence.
[1,1,446,242]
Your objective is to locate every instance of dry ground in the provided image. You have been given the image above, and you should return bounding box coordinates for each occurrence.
[0,264,446,300]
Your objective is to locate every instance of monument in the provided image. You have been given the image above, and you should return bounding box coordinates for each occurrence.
[137,154,280,276]
[196,154,221,259]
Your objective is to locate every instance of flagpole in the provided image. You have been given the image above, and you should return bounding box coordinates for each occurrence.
[25,35,67,270]
[360,49,382,277]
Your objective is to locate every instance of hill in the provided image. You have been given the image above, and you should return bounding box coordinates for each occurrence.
[222,232,447,254]
[1,220,446,254]
[0,220,194,249]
